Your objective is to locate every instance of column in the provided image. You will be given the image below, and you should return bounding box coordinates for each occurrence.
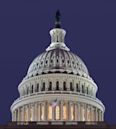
[69,102,71,121]
[28,104,31,121]
[102,112,104,121]
[12,111,15,121]
[95,108,98,121]
[75,104,77,121]
[22,106,24,121]
[99,110,101,121]
[18,108,20,121]
[32,104,34,121]
[84,104,88,121]
[91,107,94,121]
[35,103,38,121]
[61,101,63,121]
[37,103,40,121]
[52,102,55,121]
[66,101,68,121]
[26,105,29,121]
[14,110,16,121]
[44,102,47,121]
[80,103,82,121]
[77,103,80,121]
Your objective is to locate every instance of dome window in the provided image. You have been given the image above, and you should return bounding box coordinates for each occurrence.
[41,61,43,65]
[76,83,80,92]
[46,60,48,64]
[70,82,74,91]
[87,87,89,94]
[56,81,59,90]
[72,61,74,64]
[56,59,59,63]
[31,85,34,93]
[63,82,67,91]
[62,59,64,63]
[48,82,52,91]
[82,85,85,93]
[67,60,70,64]
[36,83,39,92]
[41,82,45,91]
[27,87,29,95]
[51,59,53,63]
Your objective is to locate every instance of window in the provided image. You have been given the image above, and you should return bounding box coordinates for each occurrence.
[27,87,29,94]
[70,105,74,120]
[82,85,84,93]
[70,82,74,91]
[56,81,59,90]
[41,82,45,91]
[48,105,52,120]
[63,82,67,91]
[55,105,60,120]
[31,85,33,93]
[63,104,67,120]
[48,82,52,91]
[37,83,39,92]
[87,87,88,94]
[41,104,45,120]
[76,83,80,92]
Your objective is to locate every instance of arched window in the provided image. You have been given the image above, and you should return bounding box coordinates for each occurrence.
[55,105,60,120]
[48,104,52,120]
[41,104,45,120]
[70,104,75,120]
[63,82,67,91]
[63,104,67,120]
[48,82,52,91]
[76,83,80,92]
[70,82,74,91]
[37,83,39,92]
[82,85,84,93]
[56,81,59,90]
[27,87,29,95]
[31,85,33,93]
[41,82,45,91]
[87,87,88,94]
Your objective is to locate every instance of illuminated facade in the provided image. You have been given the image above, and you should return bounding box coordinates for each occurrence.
[11,11,105,123]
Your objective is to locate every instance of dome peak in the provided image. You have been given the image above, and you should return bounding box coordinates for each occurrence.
[55,10,61,28]
[46,11,70,51]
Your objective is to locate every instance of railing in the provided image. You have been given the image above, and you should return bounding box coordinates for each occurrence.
[7,121,107,126]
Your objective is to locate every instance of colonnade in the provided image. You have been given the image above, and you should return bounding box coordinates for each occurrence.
[12,101,103,122]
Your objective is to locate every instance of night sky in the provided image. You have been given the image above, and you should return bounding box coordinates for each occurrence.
[0,0,116,124]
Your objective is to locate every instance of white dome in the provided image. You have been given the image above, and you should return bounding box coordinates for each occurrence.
[27,48,89,79]
[11,12,105,123]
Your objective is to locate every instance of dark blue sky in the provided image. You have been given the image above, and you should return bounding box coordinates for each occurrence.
[0,0,116,124]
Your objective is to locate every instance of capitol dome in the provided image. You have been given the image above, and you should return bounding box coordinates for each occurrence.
[11,11,105,123]
[27,45,89,79]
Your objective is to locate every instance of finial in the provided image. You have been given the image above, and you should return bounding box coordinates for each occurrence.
[55,10,61,28]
